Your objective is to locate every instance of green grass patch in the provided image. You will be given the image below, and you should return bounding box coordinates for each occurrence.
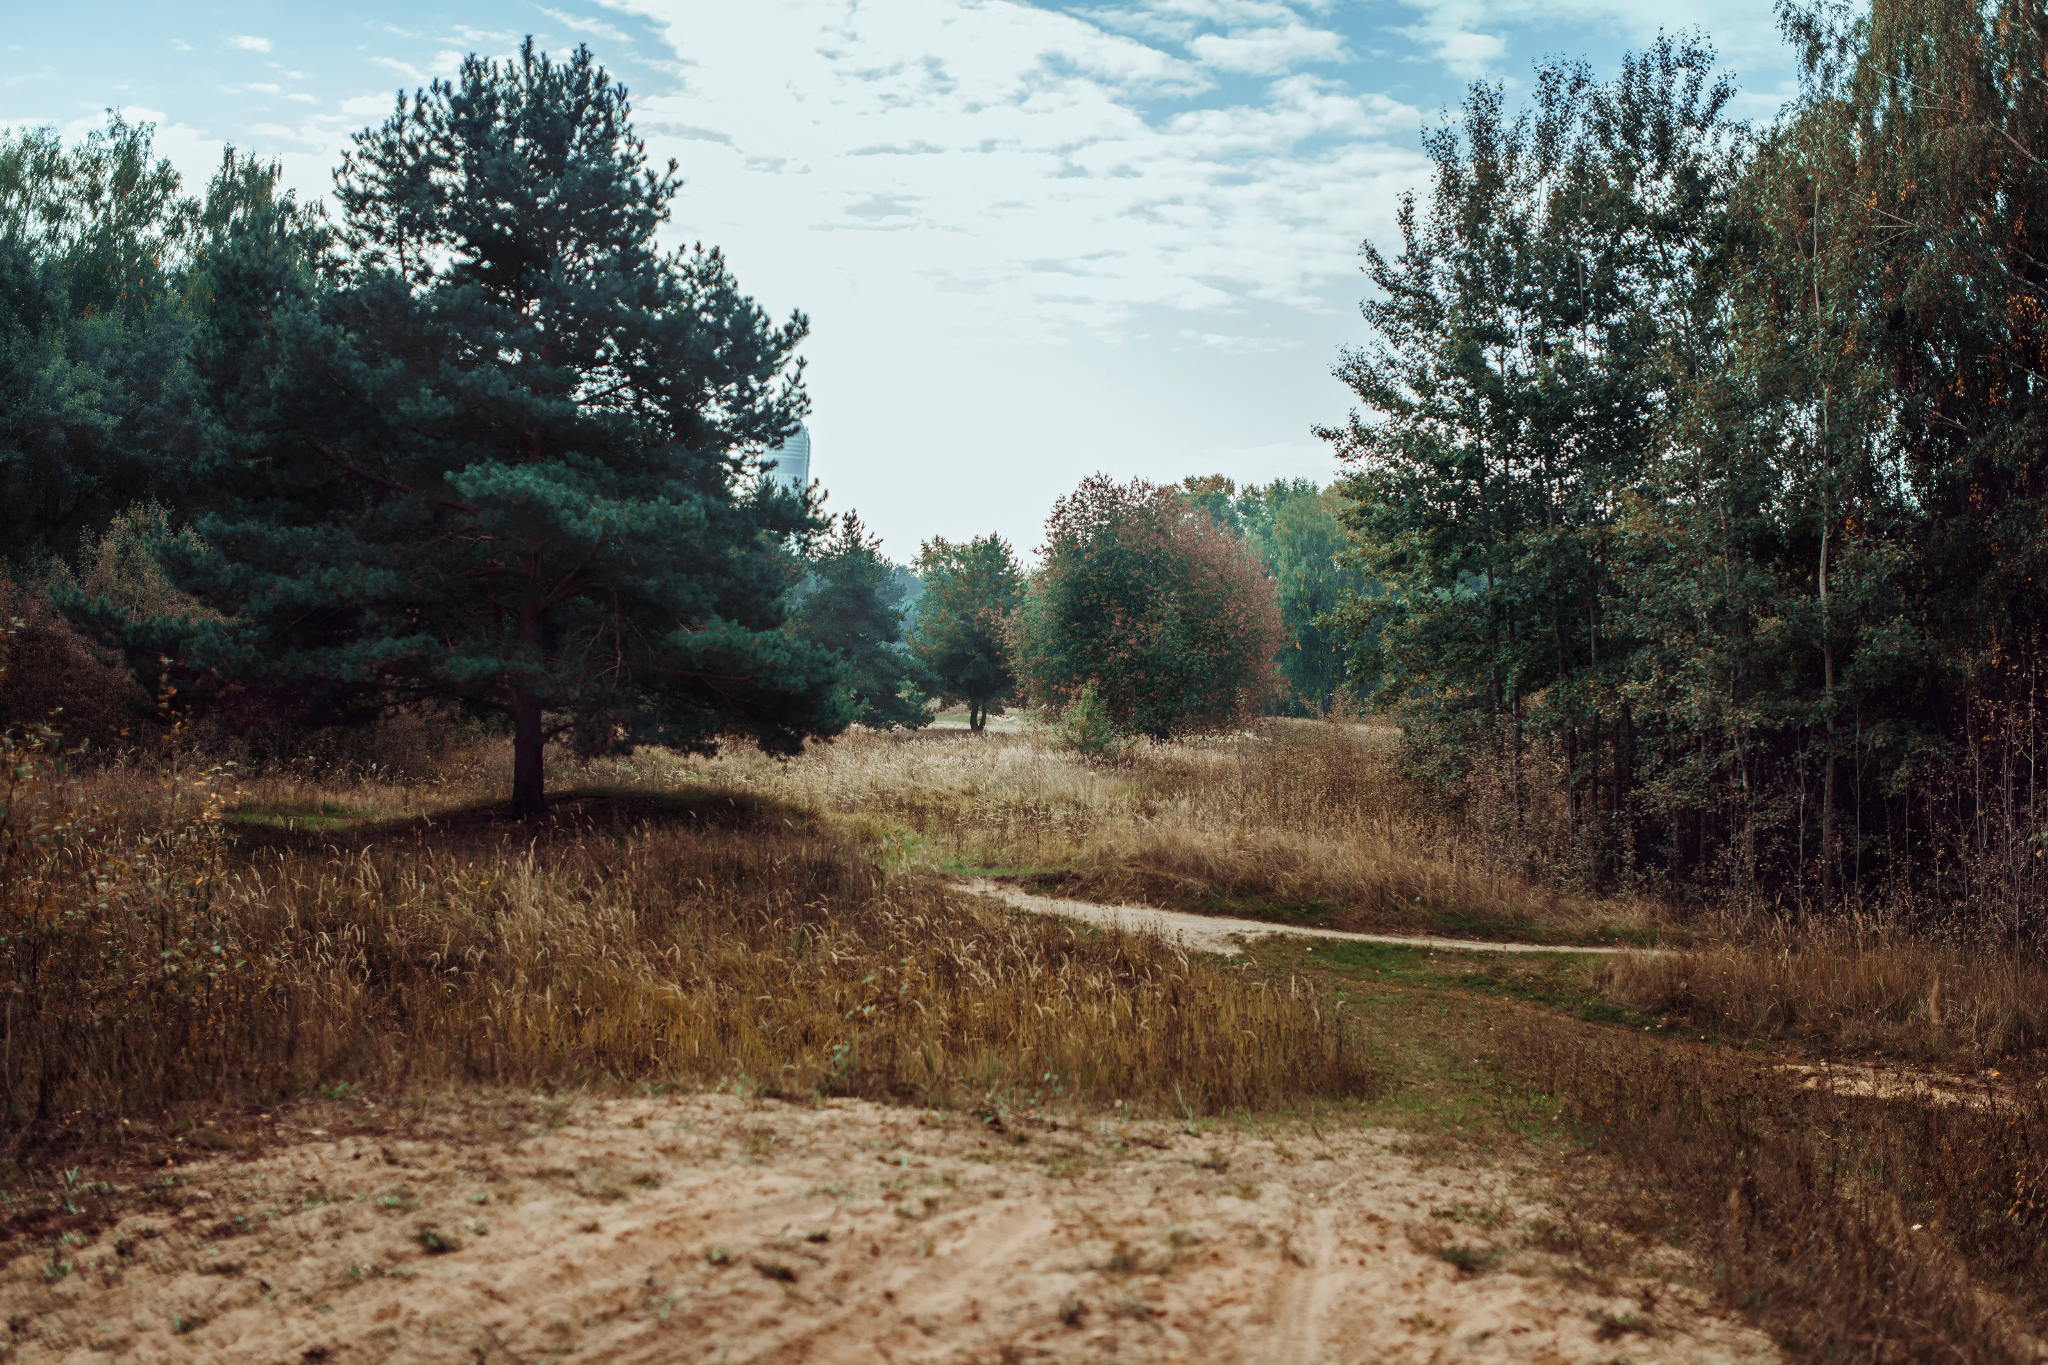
[1252,937,1656,1032]
[229,800,380,833]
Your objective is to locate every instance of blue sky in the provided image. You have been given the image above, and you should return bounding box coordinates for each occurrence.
[5,1,1800,559]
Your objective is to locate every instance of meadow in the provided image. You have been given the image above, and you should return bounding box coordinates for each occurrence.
[2,713,2045,1360]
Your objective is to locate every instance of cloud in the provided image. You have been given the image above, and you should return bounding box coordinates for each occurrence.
[610,0,1426,343]
[1187,21,1343,73]
[538,7,630,42]
[1400,25,1506,77]
[370,56,429,85]
[229,35,273,53]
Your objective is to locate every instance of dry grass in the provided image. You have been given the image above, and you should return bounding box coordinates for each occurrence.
[630,720,1667,945]
[1501,1023,2048,1363]
[11,707,2048,1358]
[0,737,1374,1150]
[1605,920,2048,1069]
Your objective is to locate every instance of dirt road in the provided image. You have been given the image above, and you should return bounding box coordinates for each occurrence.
[956,878,1650,957]
[1,1093,1777,1363]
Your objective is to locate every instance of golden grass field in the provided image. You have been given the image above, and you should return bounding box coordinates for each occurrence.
[0,713,2043,1361]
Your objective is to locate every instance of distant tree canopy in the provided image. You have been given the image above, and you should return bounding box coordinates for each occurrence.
[1014,475,1282,741]
[788,513,932,731]
[0,117,199,557]
[910,534,1024,732]
[1177,476,1366,715]
[112,43,846,813]
[1326,1,2048,921]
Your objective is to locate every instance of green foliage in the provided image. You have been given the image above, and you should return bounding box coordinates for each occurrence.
[789,514,932,731]
[1235,480,1367,714]
[1013,475,1283,741]
[138,43,844,813]
[1051,680,1126,761]
[0,116,199,558]
[1326,6,2048,918]
[1175,476,1364,714]
[909,534,1024,731]
[1326,38,1740,875]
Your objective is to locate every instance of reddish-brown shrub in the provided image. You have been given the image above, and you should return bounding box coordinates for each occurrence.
[1011,475,1283,740]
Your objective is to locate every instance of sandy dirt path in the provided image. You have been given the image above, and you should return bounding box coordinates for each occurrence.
[0,1094,1777,1364]
[956,878,1648,957]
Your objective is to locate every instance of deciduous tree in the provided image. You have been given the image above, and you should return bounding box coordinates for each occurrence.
[909,534,1023,731]
[1013,475,1282,740]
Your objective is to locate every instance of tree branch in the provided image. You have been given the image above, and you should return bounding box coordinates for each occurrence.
[305,437,482,516]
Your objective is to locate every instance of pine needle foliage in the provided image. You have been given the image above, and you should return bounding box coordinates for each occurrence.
[149,43,843,814]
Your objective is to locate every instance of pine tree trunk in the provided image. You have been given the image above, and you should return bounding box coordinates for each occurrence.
[512,690,546,817]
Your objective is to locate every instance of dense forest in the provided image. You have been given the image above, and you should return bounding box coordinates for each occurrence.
[1327,0,2048,929]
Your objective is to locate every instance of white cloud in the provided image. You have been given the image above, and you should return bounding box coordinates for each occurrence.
[595,0,1427,554]
[539,7,630,42]
[614,0,1421,340]
[370,55,429,85]
[1405,26,1505,77]
[229,35,273,53]
[1392,0,1789,82]
[1188,21,1343,73]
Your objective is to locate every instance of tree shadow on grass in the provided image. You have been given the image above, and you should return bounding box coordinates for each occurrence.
[227,784,816,857]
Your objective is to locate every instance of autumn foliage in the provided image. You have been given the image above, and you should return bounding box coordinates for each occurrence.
[1012,475,1283,741]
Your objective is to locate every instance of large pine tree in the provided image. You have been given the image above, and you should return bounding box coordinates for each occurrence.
[162,43,846,813]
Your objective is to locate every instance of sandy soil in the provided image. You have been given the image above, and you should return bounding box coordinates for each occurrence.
[1777,1060,2037,1109]
[956,879,1646,957]
[0,1093,1779,1364]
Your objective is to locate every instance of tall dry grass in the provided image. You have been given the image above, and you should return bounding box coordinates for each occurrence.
[637,720,1664,943]
[1505,1024,2048,1362]
[1604,918,2048,1068]
[0,740,1373,1147]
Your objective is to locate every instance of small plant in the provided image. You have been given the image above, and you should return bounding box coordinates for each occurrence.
[752,1259,796,1283]
[1051,682,1126,762]
[1438,1245,1501,1275]
[413,1226,460,1255]
[1593,1310,1655,1341]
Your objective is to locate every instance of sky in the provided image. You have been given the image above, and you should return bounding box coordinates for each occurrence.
[4,0,1801,561]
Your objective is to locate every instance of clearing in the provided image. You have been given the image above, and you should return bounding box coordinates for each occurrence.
[3,1093,1776,1364]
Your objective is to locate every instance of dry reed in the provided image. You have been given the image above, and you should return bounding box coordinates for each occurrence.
[1604,919,2048,1067]
[0,744,1374,1145]
[1504,1024,2048,1361]
[637,721,1664,943]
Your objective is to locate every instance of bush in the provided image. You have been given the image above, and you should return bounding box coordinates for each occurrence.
[0,581,144,753]
[1051,681,1126,762]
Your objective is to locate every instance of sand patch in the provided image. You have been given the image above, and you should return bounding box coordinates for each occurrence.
[0,1094,1777,1363]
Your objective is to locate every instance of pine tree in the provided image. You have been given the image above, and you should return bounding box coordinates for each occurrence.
[788,513,932,730]
[910,534,1024,731]
[157,43,844,813]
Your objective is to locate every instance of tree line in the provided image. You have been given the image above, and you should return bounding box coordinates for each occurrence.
[24,2,2032,931]
[0,43,1347,811]
[1330,0,2048,925]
